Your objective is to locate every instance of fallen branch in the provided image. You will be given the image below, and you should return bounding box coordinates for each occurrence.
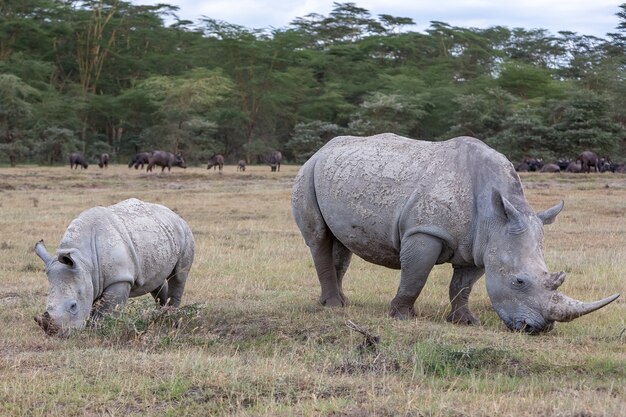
[346,320,380,350]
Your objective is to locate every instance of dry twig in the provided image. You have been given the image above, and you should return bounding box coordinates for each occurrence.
[346,320,380,351]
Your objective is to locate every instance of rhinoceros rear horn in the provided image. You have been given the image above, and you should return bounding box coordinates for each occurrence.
[544,271,566,290]
[537,200,564,225]
[34,240,53,267]
[547,292,620,322]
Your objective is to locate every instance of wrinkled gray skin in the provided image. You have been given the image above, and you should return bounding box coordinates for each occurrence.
[207,154,224,171]
[128,152,151,169]
[237,159,246,171]
[34,198,195,336]
[147,151,187,172]
[69,153,88,169]
[98,153,109,169]
[292,134,619,333]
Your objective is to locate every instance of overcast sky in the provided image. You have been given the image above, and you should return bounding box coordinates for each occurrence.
[131,0,623,38]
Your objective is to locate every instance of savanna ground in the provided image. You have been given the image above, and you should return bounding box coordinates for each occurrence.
[0,163,625,417]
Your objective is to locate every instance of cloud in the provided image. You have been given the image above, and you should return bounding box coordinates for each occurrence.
[132,0,622,37]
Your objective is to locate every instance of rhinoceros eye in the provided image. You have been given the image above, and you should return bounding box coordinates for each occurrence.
[512,277,527,287]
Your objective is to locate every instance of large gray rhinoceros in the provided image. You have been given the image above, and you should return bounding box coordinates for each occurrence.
[292,134,619,333]
[34,198,195,336]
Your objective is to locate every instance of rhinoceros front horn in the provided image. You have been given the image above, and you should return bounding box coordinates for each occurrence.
[548,292,620,322]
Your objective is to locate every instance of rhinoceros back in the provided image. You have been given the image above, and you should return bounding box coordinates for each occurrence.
[59,198,194,296]
[294,133,522,268]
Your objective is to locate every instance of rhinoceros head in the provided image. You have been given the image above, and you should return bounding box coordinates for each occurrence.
[483,190,619,334]
[34,240,94,336]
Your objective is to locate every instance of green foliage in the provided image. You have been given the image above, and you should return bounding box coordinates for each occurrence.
[497,61,562,99]
[286,120,343,162]
[412,342,524,377]
[31,127,82,164]
[2,1,626,163]
[487,107,556,161]
[134,68,233,154]
[348,92,430,137]
[446,87,516,140]
[0,73,40,165]
[549,92,624,157]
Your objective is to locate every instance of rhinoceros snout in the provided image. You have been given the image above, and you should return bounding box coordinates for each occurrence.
[34,311,60,336]
[508,319,554,335]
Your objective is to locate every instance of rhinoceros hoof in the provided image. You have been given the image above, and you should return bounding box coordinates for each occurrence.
[321,296,345,307]
[447,311,481,326]
[389,305,416,320]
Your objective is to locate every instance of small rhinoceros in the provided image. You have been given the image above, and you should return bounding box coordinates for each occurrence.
[292,134,619,334]
[34,198,195,336]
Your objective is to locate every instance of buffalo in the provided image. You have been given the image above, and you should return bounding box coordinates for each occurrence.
[128,152,151,170]
[269,151,282,172]
[69,153,88,169]
[147,151,187,172]
[579,151,599,173]
[565,161,582,173]
[237,159,246,172]
[516,158,543,172]
[207,154,224,171]
[540,163,561,173]
[98,153,109,169]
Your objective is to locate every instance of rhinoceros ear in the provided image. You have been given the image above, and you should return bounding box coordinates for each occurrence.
[537,200,564,225]
[58,251,75,268]
[491,188,527,234]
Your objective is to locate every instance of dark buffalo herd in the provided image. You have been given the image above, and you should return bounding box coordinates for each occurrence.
[69,150,284,172]
[516,150,626,174]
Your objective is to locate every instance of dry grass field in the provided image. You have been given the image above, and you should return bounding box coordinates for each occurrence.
[0,163,624,416]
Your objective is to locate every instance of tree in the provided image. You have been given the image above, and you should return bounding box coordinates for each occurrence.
[285,120,342,163]
[446,87,516,140]
[135,68,233,156]
[32,127,82,165]
[487,107,555,161]
[549,92,624,157]
[497,61,562,99]
[348,92,430,137]
[0,73,39,165]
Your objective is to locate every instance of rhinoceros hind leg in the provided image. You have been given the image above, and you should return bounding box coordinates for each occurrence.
[309,234,348,308]
[164,247,193,307]
[151,283,169,306]
[446,266,484,325]
[332,238,352,306]
[390,234,443,319]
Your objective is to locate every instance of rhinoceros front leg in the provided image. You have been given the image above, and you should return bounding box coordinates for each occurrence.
[91,282,131,321]
[389,234,443,319]
[447,266,484,325]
